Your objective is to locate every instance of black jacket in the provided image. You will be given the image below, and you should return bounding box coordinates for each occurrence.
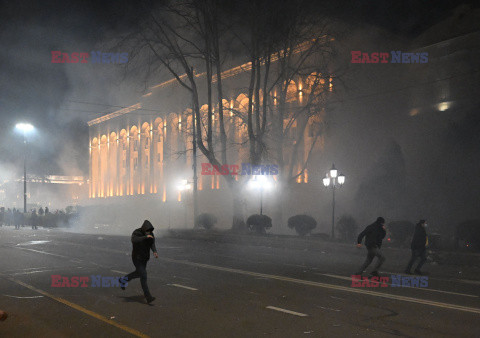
[411,223,427,250]
[357,220,386,248]
[131,220,157,261]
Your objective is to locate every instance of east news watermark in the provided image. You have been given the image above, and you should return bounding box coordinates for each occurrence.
[51,275,128,288]
[351,275,428,288]
[351,51,428,64]
[51,51,128,64]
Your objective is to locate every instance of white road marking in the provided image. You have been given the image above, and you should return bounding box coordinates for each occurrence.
[318,273,478,298]
[3,294,44,299]
[266,306,308,317]
[111,270,128,275]
[2,267,48,273]
[158,257,480,314]
[317,305,341,312]
[168,283,198,291]
[15,247,69,258]
[11,269,56,276]
[457,279,480,285]
[16,240,51,246]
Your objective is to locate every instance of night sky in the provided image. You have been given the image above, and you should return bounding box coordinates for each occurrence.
[0,0,477,177]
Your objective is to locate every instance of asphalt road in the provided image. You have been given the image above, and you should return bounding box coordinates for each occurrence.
[0,226,479,337]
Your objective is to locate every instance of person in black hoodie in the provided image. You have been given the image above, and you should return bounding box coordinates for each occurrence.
[405,220,428,275]
[121,220,158,304]
[355,217,387,277]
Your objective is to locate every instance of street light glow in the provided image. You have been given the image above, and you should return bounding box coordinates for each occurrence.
[337,174,345,185]
[177,179,192,191]
[248,175,272,190]
[323,177,330,187]
[329,164,338,178]
[15,123,34,133]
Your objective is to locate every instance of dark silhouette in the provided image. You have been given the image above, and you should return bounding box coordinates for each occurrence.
[355,217,387,277]
[31,209,38,229]
[288,215,317,236]
[121,220,158,304]
[405,220,428,275]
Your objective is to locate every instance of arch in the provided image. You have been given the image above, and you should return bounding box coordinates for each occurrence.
[142,122,150,134]
[140,122,151,194]
[90,137,99,198]
[305,72,325,95]
[108,132,118,196]
[129,126,139,195]
[99,135,108,197]
[153,117,163,130]
[118,129,128,196]
[286,80,298,102]
[153,118,164,195]
[234,93,249,114]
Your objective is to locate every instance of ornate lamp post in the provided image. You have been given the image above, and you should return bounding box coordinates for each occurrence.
[323,164,345,239]
[15,123,35,213]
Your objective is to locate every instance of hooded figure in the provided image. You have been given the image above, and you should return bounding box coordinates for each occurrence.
[121,220,158,304]
[405,220,428,275]
[355,217,387,277]
[132,220,157,261]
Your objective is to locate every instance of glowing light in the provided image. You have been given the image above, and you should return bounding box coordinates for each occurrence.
[329,164,338,178]
[15,123,34,133]
[409,108,420,116]
[248,175,273,190]
[323,177,330,187]
[437,101,451,111]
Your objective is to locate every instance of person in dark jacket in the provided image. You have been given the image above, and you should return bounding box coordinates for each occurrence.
[121,220,158,304]
[355,217,387,277]
[405,220,428,275]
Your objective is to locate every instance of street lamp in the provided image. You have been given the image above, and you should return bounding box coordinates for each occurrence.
[15,123,35,213]
[323,164,345,239]
[248,175,273,215]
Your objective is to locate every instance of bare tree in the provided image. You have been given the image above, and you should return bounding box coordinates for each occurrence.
[118,0,341,231]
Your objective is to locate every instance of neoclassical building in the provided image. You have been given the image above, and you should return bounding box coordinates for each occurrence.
[87,46,332,205]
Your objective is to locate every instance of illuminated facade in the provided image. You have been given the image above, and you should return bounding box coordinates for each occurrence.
[87,53,332,202]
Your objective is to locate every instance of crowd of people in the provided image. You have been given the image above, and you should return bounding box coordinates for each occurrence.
[0,206,71,229]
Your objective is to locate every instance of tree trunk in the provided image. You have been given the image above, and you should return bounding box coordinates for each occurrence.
[232,194,246,233]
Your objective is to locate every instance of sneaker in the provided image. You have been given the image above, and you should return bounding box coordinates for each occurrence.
[369,271,380,278]
[146,296,156,304]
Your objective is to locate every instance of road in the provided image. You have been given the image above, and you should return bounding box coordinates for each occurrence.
[0,226,479,337]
